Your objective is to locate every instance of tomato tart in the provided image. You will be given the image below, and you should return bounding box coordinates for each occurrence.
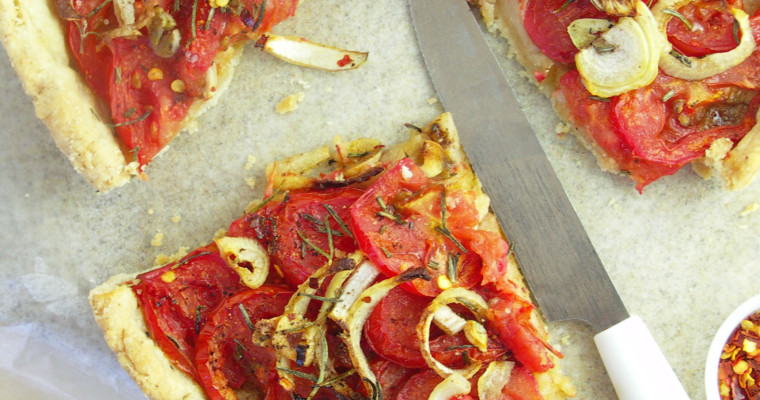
[477,0,760,191]
[89,113,577,400]
[0,0,366,191]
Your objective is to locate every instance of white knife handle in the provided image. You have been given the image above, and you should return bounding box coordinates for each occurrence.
[594,316,689,400]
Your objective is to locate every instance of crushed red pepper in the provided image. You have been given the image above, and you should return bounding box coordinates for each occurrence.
[719,310,760,399]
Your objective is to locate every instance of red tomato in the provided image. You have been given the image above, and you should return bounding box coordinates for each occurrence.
[703,13,760,90]
[667,0,741,58]
[365,287,506,368]
[132,248,247,380]
[369,359,418,400]
[523,0,607,64]
[231,187,362,287]
[487,295,554,373]
[195,286,292,400]
[611,74,760,166]
[396,369,444,400]
[349,159,482,296]
[501,366,544,400]
[555,70,682,191]
[456,229,514,295]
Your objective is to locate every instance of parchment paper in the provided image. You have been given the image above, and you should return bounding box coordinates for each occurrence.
[1,1,759,399]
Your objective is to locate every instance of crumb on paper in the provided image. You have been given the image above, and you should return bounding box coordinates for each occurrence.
[427,97,438,105]
[213,228,227,240]
[245,177,256,189]
[171,215,181,223]
[740,203,759,217]
[151,232,164,247]
[325,86,333,93]
[148,208,155,215]
[245,155,256,171]
[154,246,190,266]
[560,335,571,346]
[24,193,29,198]
[275,92,305,114]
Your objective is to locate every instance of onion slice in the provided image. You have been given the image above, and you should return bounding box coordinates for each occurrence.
[428,374,471,400]
[330,260,381,329]
[652,0,755,80]
[259,34,369,71]
[417,288,489,379]
[477,361,515,400]
[214,236,269,289]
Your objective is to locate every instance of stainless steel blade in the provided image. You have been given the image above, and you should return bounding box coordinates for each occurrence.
[408,0,628,333]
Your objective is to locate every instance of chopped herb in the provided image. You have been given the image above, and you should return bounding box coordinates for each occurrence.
[250,0,267,32]
[85,0,113,19]
[276,367,319,382]
[376,196,387,211]
[324,215,334,263]
[381,247,392,258]
[404,123,423,132]
[670,50,692,67]
[173,251,213,269]
[324,204,354,240]
[123,107,137,118]
[427,260,439,270]
[445,344,475,351]
[552,0,574,13]
[250,188,283,213]
[447,252,460,282]
[174,0,180,12]
[107,109,152,128]
[348,151,370,158]
[204,7,215,31]
[297,292,343,303]
[188,0,199,46]
[301,213,324,226]
[234,339,246,360]
[300,238,306,259]
[194,305,206,334]
[296,230,331,259]
[589,95,611,102]
[435,225,468,253]
[315,369,356,387]
[662,90,675,102]
[278,320,315,333]
[130,146,140,162]
[166,334,181,349]
[733,18,740,44]
[379,225,387,234]
[114,67,122,84]
[239,304,255,330]
[663,9,693,31]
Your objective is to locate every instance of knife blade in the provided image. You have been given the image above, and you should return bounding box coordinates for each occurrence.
[408,0,689,398]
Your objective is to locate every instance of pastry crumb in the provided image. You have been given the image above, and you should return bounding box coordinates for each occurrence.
[427,97,438,105]
[147,208,155,215]
[740,203,759,217]
[245,177,256,189]
[151,232,164,247]
[154,246,190,266]
[245,155,256,170]
[213,228,227,240]
[275,92,305,114]
[171,215,181,223]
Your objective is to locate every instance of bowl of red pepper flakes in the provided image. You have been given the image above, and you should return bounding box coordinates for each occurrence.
[706,294,760,400]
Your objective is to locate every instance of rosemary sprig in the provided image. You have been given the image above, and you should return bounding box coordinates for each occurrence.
[276,367,319,382]
[297,292,343,303]
[239,304,255,330]
[296,230,331,259]
[552,0,574,14]
[250,188,283,213]
[85,0,113,19]
[324,204,354,240]
[107,109,152,128]
[173,251,213,269]
[204,7,215,31]
[447,252,460,283]
[435,189,468,253]
[323,215,334,264]
[663,9,694,31]
[188,0,199,46]
[250,0,267,31]
[662,89,675,102]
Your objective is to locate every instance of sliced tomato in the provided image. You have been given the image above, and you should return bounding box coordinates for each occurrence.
[396,369,444,400]
[350,159,482,296]
[195,285,292,400]
[487,295,554,373]
[456,229,514,295]
[369,359,418,400]
[703,13,760,90]
[555,70,682,191]
[611,74,760,167]
[667,0,741,58]
[231,187,363,287]
[365,286,506,368]
[523,0,607,64]
[501,366,544,400]
[132,247,246,380]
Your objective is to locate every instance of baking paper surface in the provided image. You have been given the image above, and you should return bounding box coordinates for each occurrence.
[1,1,759,399]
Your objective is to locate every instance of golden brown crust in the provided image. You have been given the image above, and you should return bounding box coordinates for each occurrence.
[0,0,243,191]
[478,0,760,190]
[89,273,207,400]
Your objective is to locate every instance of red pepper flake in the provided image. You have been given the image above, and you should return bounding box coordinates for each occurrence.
[718,311,760,399]
[534,70,547,83]
[337,54,353,68]
[361,296,372,303]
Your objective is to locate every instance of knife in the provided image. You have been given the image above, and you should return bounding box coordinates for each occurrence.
[408,0,689,398]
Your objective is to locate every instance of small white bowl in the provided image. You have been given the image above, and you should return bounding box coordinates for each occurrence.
[705,293,760,400]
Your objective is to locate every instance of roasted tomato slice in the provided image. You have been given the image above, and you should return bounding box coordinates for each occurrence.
[365,286,506,368]
[523,0,607,64]
[228,187,362,287]
[195,285,292,400]
[132,247,246,380]
[611,74,760,166]
[396,369,444,400]
[349,159,482,296]
[667,0,741,58]
[487,295,554,373]
[501,366,545,400]
[556,70,682,191]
